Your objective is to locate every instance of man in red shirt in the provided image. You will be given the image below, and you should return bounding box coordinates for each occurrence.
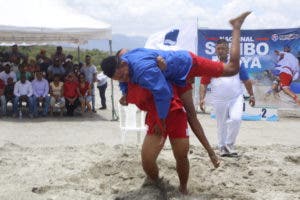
[64,73,79,116]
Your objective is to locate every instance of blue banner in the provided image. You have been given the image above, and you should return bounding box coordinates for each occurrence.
[198,28,300,82]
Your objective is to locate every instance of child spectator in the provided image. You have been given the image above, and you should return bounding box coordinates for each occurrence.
[49,74,65,116]
[63,73,79,116]
[77,73,92,115]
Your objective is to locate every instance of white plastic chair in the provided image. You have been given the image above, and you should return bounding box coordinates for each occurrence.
[118,103,147,144]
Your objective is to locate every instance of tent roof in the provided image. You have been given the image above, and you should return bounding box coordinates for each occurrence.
[0,0,112,45]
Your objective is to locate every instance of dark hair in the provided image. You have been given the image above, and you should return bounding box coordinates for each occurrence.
[101,56,118,78]
[216,39,228,45]
[20,72,27,79]
[66,54,73,60]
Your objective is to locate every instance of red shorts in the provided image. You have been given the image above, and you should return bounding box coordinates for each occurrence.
[279,72,292,88]
[146,109,188,139]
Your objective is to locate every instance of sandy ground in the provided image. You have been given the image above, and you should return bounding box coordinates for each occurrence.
[0,81,299,200]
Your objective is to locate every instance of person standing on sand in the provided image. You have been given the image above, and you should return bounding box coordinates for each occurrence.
[200,39,255,157]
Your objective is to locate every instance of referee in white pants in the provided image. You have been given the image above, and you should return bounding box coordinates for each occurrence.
[200,39,255,157]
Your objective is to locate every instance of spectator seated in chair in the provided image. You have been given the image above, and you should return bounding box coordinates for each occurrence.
[32,71,50,117]
[13,73,34,118]
[49,74,65,116]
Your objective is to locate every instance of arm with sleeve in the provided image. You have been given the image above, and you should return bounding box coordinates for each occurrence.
[11,72,17,83]
[43,80,49,97]
[239,65,249,81]
[27,82,33,97]
[13,82,20,97]
[121,49,172,119]
[32,81,38,97]
[119,82,128,95]
[136,67,172,119]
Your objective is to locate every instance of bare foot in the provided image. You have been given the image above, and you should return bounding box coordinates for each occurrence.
[229,11,251,29]
[209,153,221,168]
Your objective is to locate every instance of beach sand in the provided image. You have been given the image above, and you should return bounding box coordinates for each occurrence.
[0,81,299,200]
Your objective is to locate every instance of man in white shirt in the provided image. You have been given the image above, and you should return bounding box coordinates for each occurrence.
[97,72,108,110]
[13,73,34,118]
[81,55,97,112]
[200,39,255,157]
[0,63,17,84]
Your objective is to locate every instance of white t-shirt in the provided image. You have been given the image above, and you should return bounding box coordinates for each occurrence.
[97,72,107,86]
[13,80,33,97]
[209,74,243,102]
[81,65,97,84]
[208,58,243,102]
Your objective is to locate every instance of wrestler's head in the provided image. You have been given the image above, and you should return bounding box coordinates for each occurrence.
[216,39,229,63]
[101,56,130,82]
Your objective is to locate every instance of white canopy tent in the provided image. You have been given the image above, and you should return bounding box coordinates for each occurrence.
[0,0,112,45]
[0,0,118,120]
[0,25,112,46]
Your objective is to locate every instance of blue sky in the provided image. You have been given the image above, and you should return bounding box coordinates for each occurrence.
[64,0,300,37]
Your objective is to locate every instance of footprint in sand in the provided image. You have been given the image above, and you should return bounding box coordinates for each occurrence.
[284,155,300,164]
[32,186,51,194]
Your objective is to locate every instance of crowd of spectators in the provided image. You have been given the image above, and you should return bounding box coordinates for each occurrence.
[0,45,108,118]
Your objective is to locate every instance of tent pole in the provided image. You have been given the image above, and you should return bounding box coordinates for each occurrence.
[77,46,80,62]
[109,39,118,121]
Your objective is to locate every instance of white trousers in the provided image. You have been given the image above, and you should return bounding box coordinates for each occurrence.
[213,94,243,148]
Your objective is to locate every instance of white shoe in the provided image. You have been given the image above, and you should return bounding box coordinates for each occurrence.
[226,144,238,156]
[220,146,230,157]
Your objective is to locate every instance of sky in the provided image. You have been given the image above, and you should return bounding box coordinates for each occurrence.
[1,0,299,37]
[64,0,300,37]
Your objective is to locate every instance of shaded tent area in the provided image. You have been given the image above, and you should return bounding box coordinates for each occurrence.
[0,25,111,46]
[0,0,118,120]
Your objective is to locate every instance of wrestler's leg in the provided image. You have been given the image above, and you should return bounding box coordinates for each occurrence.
[141,134,165,181]
[170,138,189,194]
[222,11,251,76]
